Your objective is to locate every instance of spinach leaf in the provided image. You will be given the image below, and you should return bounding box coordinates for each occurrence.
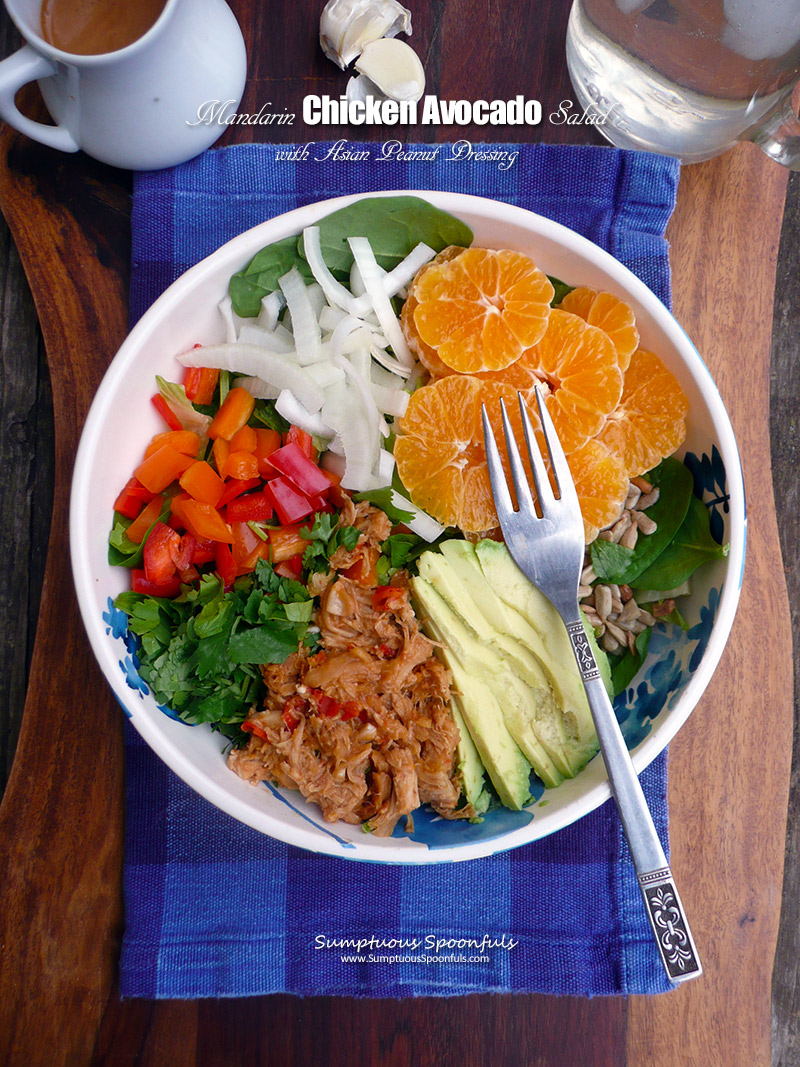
[229,235,315,318]
[353,487,414,525]
[631,495,728,590]
[548,275,575,306]
[304,196,473,278]
[590,458,694,584]
[229,196,473,317]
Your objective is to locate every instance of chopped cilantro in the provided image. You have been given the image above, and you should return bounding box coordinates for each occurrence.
[301,511,360,573]
[114,559,317,732]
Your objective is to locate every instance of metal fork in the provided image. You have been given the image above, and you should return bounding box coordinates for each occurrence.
[482,388,702,984]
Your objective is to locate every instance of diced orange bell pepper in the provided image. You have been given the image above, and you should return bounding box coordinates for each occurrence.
[267,523,309,563]
[178,498,234,543]
[253,427,282,477]
[144,430,202,459]
[135,445,195,494]
[179,460,225,507]
[222,450,259,480]
[230,521,268,573]
[208,387,255,441]
[126,495,165,544]
[183,366,219,406]
[212,437,229,475]
[229,424,257,453]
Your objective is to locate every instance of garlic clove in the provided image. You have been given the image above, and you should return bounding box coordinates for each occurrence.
[346,73,389,105]
[354,37,425,102]
[320,0,412,71]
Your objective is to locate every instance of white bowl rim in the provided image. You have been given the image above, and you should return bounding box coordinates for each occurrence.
[70,189,745,864]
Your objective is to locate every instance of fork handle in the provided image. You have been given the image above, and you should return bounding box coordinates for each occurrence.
[566,620,703,983]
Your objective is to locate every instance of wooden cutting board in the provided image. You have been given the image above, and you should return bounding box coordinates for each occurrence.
[0,2,793,1061]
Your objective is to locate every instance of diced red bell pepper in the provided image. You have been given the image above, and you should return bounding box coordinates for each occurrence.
[285,424,316,459]
[143,522,182,585]
[264,476,315,525]
[268,441,331,498]
[151,393,183,431]
[131,568,182,598]
[169,531,196,573]
[183,366,219,406]
[274,555,303,580]
[340,701,363,722]
[215,541,237,587]
[114,478,155,519]
[230,521,267,573]
[316,692,340,718]
[372,585,406,612]
[225,491,273,524]
[240,719,269,742]
[216,476,261,508]
[191,538,217,566]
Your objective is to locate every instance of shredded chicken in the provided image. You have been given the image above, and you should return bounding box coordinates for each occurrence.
[228,503,470,835]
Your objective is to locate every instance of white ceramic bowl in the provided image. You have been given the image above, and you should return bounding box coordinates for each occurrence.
[70,191,745,864]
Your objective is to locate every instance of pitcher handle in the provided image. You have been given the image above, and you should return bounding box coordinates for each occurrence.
[0,45,79,153]
[749,92,800,170]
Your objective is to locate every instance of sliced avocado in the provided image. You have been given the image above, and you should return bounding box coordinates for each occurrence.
[474,539,601,776]
[412,577,551,799]
[448,698,491,815]
[418,545,570,780]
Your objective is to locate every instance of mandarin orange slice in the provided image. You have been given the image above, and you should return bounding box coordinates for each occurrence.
[394,376,524,533]
[558,286,639,371]
[478,309,624,455]
[597,348,689,477]
[567,438,629,544]
[408,247,554,374]
[400,246,462,380]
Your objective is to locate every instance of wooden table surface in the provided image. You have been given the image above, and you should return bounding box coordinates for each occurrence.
[0,3,798,1065]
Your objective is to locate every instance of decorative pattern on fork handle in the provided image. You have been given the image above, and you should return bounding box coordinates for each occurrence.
[638,870,701,981]
[566,621,601,682]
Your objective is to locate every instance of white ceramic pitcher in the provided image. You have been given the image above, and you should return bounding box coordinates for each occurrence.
[0,0,247,170]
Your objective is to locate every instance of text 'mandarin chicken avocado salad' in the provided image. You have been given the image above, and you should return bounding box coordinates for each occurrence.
[109,196,727,835]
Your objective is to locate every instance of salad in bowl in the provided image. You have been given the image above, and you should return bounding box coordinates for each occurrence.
[71,192,744,863]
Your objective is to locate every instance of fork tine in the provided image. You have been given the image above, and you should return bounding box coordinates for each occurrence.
[481,403,515,519]
[499,398,537,515]
[531,384,580,512]
[515,390,554,513]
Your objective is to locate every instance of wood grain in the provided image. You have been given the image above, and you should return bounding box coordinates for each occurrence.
[627,146,793,1067]
[0,130,131,1065]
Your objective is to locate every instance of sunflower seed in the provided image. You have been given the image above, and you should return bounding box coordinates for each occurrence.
[638,488,660,510]
[594,584,613,621]
[632,476,653,493]
[633,510,658,535]
[619,522,639,549]
[625,483,642,509]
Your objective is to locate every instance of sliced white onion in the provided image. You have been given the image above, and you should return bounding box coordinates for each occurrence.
[321,378,380,490]
[348,237,414,368]
[370,382,409,417]
[233,374,280,399]
[218,295,239,343]
[237,322,295,353]
[374,448,396,484]
[305,361,346,389]
[369,343,413,379]
[389,489,447,541]
[302,226,360,315]
[275,389,334,438]
[279,267,322,365]
[318,304,348,332]
[181,343,325,413]
[351,242,436,317]
[258,290,285,332]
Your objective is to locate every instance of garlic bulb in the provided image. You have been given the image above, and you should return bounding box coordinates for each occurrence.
[346,74,389,105]
[354,37,426,102]
[320,0,413,70]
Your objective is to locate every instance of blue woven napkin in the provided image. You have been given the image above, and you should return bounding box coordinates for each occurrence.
[122,142,680,1000]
